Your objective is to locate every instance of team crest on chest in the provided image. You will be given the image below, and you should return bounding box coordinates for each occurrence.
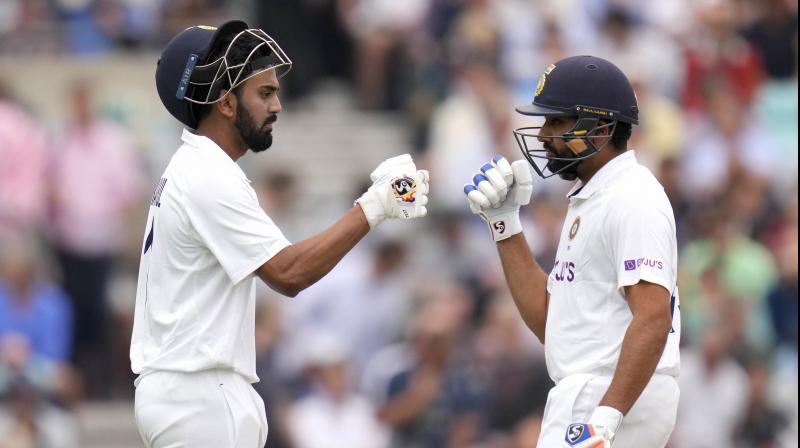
[568,215,581,240]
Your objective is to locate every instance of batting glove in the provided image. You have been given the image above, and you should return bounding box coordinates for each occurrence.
[356,154,429,228]
[564,406,623,448]
[464,155,532,242]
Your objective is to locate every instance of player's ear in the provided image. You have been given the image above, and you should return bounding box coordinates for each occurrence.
[587,120,612,148]
[216,89,236,120]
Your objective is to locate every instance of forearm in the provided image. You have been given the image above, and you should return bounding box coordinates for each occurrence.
[258,205,369,296]
[496,233,549,342]
[599,315,669,415]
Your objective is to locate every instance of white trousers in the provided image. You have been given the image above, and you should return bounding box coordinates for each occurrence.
[537,374,679,448]
[134,369,268,448]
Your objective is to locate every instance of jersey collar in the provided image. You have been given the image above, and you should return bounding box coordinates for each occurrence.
[180,129,249,181]
[566,150,637,200]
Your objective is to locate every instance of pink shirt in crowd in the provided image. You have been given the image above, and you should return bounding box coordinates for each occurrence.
[0,101,48,237]
[50,120,145,255]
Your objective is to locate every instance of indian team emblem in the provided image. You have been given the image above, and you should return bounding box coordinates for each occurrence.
[391,176,417,203]
[568,215,580,240]
[535,63,556,97]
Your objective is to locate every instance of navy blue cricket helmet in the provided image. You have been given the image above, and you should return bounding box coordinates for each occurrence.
[513,55,638,180]
[155,20,292,129]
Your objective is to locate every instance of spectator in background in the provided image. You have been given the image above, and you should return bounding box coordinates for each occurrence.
[339,0,431,109]
[680,82,777,200]
[624,69,686,172]
[683,0,763,113]
[0,236,79,448]
[680,206,776,350]
[656,158,692,247]
[377,295,485,448]
[741,0,798,81]
[48,81,145,398]
[254,0,352,100]
[673,321,749,448]
[427,13,511,211]
[283,237,414,377]
[415,211,502,323]
[254,170,307,242]
[594,5,684,99]
[252,297,294,448]
[735,360,789,448]
[0,85,48,238]
[765,206,798,348]
[286,331,390,448]
[52,0,112,54]
[472,295,549,447]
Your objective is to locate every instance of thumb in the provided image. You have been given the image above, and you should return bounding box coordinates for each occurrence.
[510,160,533,206]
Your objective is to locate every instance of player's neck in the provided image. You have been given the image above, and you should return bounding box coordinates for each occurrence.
[577,147,624,184]
[195,119,247,161]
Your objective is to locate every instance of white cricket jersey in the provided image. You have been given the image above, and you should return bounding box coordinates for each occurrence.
[545,150,681,383]
[130,129,291,383]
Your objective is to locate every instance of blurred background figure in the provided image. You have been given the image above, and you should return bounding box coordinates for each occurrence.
[47,81,145,399]
[339,0,431,110]
[0,85,48,239]
[0,236,79,448]
[472,294,549,448]
[0,0,796,445]
[252,296,293,448]
[673,321,750,448]
[376,293,486,448]
[286,331,390,448]
[282,236,414,379]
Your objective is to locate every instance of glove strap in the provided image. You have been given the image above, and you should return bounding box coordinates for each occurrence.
[486,211,522,242]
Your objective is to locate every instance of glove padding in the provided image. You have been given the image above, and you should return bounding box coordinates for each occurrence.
[464,155,532,241]
[357,154,429,228]
[564,406,623,448]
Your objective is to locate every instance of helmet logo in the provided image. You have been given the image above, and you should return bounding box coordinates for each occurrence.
[568,216,580,240]
[197,25,217,31]
[391,176,417,203]
[535,63,556,98]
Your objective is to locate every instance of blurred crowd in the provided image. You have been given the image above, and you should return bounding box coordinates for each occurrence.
[0,0,797,447]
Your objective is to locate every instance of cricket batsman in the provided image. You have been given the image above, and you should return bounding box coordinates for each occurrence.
[130,20,429,447]
[463,55,681,447]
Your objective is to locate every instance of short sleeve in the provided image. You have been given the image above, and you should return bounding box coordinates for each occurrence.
[185,174,291,284]
[605,198,676,294]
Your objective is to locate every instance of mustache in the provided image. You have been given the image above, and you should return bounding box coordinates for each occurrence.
[264,114,277,126]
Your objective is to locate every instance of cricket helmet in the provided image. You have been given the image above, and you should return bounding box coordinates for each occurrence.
[155,20,291,129]
[513,55,638,179]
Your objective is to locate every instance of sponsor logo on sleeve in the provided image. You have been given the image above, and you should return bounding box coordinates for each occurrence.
[624,258,664,271]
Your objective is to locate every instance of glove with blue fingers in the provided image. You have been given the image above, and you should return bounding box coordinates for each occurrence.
[564,406,623,448]
[357,153,429,228]
[464,155,533,242]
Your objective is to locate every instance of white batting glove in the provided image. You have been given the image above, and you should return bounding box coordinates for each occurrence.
[463,155,532,241]
[356,154,429,228]
[563,406,623,448]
